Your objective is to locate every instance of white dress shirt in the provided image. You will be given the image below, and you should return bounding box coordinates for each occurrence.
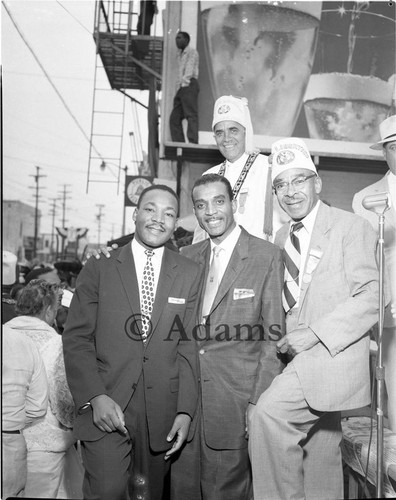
[209,224,242,284]
[132,238,164,305]
[290,200,321,307]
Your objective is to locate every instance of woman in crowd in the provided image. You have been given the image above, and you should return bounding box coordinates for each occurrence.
[5,279,83,498]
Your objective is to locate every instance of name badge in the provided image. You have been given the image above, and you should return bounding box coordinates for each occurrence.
[302,248,323,283]
[233,288,255,300]
[168,297,185,304]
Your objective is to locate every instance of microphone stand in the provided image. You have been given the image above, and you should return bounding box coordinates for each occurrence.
[372,201,390,498]
[362,192,390,497]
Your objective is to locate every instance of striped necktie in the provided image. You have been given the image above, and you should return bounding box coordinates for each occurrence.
[202,246,223,321]
[282,222,304,312]
[141,249,155,342]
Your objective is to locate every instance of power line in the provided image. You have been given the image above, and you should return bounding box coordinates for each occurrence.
[55,1,92,35]
[5,69,93,81]
[2,1,103,160]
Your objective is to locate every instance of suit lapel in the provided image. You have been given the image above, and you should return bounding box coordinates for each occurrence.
[116,244,141,314]
[210,230,249,315]
[382,175,396,230]
[193,240,212,320]
[298,202,331,311]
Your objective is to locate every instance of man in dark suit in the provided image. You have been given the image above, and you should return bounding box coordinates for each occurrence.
[62,185,201,500]
[173,173,285,500]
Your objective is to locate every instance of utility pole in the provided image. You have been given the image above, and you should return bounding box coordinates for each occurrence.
[48,198,58,261]
[96,204,105,247]
[29,166,46,259]
[58,184,72,259]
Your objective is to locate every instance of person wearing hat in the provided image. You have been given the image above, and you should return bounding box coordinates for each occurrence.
[2,250,19,324]
[192,95,288,243]
[249,138,382,499]
[353,114,396,432]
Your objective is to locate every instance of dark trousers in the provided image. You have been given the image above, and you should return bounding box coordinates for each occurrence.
[171,403,252,500]
[169,78,199,144]
[80,378,170,500]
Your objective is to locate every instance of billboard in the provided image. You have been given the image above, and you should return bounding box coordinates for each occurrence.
[164,1,395,160]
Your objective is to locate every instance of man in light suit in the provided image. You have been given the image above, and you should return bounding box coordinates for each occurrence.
[62,185,201,500]
[353,114,396,431]
[174,173,285,500]
[250,138,381,500]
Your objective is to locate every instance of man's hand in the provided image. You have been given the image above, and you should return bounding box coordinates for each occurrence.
[90,394,127,434]
[85,244,118,261]
[277,327,319,358]
[245,403,256,439]
[164,413,191,460]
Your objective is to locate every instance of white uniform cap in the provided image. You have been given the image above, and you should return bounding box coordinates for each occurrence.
[212,95,254,153]
[370,115,396,150]
[271,137,317,182]
[3,250,18,286]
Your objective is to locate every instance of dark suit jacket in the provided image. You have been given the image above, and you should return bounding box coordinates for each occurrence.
[62,244,201,451]
[181,227,285,449]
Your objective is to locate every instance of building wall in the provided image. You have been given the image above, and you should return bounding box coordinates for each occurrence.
[2,200,39,260]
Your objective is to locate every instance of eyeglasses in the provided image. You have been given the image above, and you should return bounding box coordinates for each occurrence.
[273,174,317,194]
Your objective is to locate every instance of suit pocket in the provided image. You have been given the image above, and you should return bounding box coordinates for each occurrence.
[170,377,179,393]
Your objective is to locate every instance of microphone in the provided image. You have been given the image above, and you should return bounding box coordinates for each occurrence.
[362,192,391,214]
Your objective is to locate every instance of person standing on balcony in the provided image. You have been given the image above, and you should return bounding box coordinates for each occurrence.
[137,1,158,35]
[169,31,199,144]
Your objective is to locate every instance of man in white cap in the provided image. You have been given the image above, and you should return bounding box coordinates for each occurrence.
[2,250,19,323]
[353,114,396,432]
[192,95,287,243]
[249,137,382,499]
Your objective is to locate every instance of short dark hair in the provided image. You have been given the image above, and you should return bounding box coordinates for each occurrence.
[191,174,233,202]
[178,31,190,43]
[137,184,179,210]
[15,279,59,316]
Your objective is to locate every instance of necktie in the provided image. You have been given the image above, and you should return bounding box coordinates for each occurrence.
[202,246,223,321]
[141,249,155,342]
[282,222,304,312]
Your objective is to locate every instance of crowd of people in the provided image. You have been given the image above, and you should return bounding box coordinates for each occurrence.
[2,93,395,500]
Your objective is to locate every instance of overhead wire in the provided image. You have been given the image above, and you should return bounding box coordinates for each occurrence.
[55,1,92,35]
[2,1,103,161]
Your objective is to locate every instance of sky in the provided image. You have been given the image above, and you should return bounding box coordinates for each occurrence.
[2,0,164,246]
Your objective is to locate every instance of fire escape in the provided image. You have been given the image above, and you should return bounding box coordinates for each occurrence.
[87,0,163,192]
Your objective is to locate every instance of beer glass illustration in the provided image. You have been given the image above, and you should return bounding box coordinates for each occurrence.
[303,3,395,142]
[200,1,322,136]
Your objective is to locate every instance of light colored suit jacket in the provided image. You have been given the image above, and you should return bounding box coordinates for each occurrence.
[63,244,201,450]
[182,227,285,449]
[275,202,380,412]
[353,173,396,328]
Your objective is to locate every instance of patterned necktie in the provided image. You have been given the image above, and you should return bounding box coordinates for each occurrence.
[202,246,223,321]
[282,222,304,312]
[141,249,155,342]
